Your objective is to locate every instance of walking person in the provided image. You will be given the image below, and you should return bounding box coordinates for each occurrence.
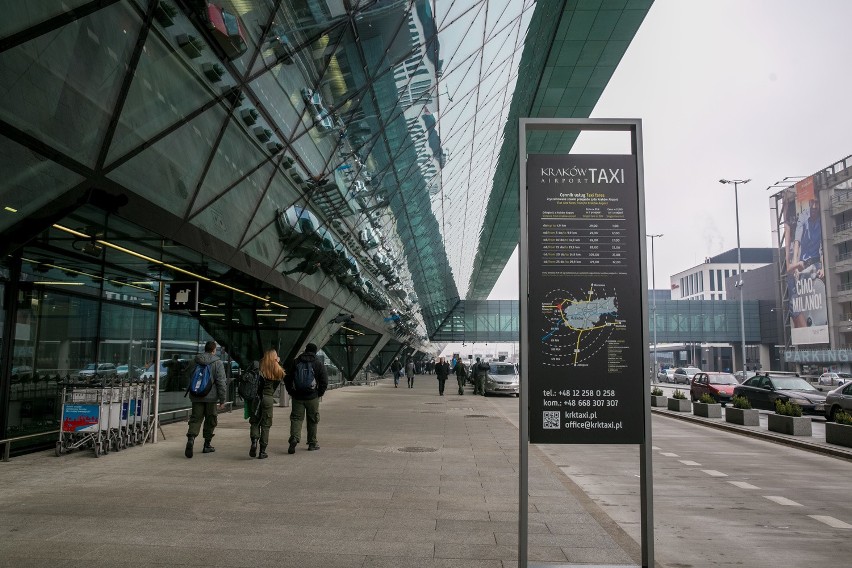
[472,357,489,396]
[284,343,328,453]
[185,341,227,458]
[454,358,467,395]
[249,349,285,459]
[435,356,450,396]
[405,359,416,388]
[391,357,402,388]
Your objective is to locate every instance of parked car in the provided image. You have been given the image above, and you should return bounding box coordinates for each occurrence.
[141,360,167,381]
[10,365,33,381]
[300,87,335,131]
[201,2,247,60]
[672,367,701,385]
[690,372,738,405]
[484,362,519,397]
[657,368,674,382]
[818,372,852,387]
[824,382,852,421]
[733,373,827,416]
[116,364,144,379]
[74,363,117,381]
[733,370,757,383]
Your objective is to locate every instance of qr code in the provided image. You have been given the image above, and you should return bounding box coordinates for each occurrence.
[543,411,560,429]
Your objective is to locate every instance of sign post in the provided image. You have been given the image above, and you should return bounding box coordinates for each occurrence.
[518,118,653,567]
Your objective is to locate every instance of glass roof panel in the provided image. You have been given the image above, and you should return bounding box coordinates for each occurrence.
[107,104,229,215]
[0,1,141,167]
[107,22,219,166]
[0,135,84,233]
[0,0,651,344]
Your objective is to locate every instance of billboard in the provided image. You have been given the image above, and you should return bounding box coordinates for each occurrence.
[782,176,828,345]
[525,154,644,444]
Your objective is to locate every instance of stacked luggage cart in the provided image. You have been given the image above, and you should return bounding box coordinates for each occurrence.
[56,377,154,457]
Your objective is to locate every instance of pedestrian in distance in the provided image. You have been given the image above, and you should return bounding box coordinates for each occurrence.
[405,359,416,388]
[249,349,285,459]
[284,343,328,453]
[472,357,489,396]
[435,356,450,395]
[185,341,227,458]
[391,357,402,388]
[454,358,467,395]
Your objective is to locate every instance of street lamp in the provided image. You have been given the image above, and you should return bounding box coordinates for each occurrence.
[647,233,663,380]
[719,178,751,380]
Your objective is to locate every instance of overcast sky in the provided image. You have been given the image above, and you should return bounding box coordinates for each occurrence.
[486,0,852,302]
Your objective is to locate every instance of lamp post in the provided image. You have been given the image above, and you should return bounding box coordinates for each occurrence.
[719,178,751,379]
[647,233,663,380]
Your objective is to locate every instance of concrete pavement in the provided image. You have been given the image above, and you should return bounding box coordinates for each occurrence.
[0,376,641,567]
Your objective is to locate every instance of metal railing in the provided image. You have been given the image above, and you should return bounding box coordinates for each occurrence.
[835,220,852,235]
[1,430,60,462]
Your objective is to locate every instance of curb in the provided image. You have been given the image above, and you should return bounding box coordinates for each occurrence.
[651,407,852,462]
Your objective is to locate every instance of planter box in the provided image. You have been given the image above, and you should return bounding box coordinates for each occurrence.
[667,398,691,412]
[693,402,722,418]
[651,395,667,407]
[725,407,760,426]
[826,422,852,447]
[767,413,812,436]
[176,34,203,59]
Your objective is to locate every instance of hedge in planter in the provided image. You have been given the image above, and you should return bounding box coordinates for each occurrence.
[667,389,691,412]
[725,395,759,426]
[693,393,722,418]
[651,386,667,407]
[826,410,852,447]
[767,399,811,436]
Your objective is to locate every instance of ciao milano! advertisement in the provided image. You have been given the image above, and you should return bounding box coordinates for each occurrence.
[781,176,827,345]
[526,154,644,444]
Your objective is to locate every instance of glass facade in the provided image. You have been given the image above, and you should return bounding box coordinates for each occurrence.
[0,1,652,454]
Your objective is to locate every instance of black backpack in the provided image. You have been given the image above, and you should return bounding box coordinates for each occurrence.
[294,360,317,392]
[237,364,262,402]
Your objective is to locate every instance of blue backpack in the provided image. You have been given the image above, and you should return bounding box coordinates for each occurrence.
[294,360,317,392]
[186,363,213,397]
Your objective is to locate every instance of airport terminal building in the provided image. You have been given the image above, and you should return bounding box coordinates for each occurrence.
[0,1,653,453]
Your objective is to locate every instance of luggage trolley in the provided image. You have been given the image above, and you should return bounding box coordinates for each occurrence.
[57,383,109,457]
[122,379,151,447]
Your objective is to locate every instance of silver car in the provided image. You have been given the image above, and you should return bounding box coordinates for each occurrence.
[825,381,852,421]
[672,367,701,385]
[484,362,519,397]
[819,372,852,387]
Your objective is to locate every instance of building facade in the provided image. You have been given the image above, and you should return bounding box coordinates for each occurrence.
[670,248,774,301]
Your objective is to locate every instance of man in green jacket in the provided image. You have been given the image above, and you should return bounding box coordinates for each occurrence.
[454,359,467,395]
[284,343,329,453]
[185,341,227,458]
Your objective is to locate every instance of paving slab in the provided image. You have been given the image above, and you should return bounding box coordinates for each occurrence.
[0,377,642,567]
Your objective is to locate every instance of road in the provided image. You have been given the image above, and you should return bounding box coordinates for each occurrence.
[487,393,852,567]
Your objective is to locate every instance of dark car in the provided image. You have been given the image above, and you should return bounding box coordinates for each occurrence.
[824,381,852,421]
[733,373,827,416]
[690,372,738,405]
[202,3,247,60]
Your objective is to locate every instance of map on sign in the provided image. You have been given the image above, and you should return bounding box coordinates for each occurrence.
[540,284,624,367]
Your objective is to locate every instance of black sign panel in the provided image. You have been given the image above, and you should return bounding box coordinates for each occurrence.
[168,281,199,312]
[527,154,644,444]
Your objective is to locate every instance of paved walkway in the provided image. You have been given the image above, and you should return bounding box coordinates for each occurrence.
[0,376,641,568]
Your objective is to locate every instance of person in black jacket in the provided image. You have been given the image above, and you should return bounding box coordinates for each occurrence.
[284,343,328,453]
[434,356,450,396]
